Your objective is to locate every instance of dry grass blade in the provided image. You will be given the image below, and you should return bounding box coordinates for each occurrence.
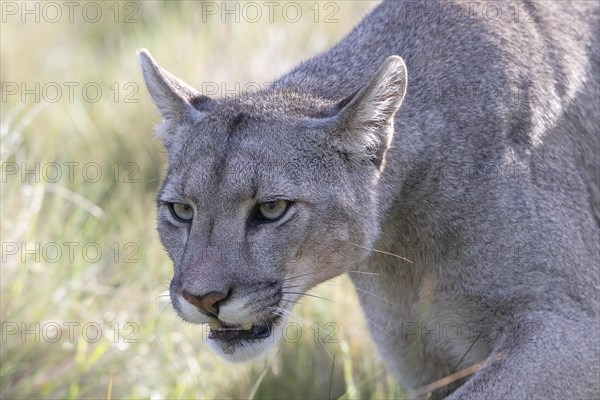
[409,353,507,397]
[247,349,281,400]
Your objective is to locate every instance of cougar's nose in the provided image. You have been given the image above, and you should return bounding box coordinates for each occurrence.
[182,290,229,317]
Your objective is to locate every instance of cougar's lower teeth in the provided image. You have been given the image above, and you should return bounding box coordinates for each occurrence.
[209,321,276,341]
[208,321,222,330]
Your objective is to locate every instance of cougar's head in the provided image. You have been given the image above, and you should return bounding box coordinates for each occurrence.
[140,49,406,361]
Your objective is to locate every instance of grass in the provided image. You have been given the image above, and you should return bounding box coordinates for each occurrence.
[1,1,404,398]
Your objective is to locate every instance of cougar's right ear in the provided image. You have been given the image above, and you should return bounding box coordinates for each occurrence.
[139,49,211,122]
[321,56,407,171]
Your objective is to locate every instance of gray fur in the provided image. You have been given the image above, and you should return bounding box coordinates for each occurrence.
[140,0,599,398]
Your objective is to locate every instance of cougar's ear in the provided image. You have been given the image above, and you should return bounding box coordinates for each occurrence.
[139,49,211,122]
[330,55,407,170]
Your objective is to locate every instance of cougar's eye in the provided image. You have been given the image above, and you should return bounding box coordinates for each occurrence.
[257,200,289,221]
[169,203,194,222]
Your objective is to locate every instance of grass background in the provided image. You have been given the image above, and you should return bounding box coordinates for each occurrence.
[1,1,404,398]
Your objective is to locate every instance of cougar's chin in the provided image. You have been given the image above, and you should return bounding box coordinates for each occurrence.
[174,288,297,362]
[207,314,288,362]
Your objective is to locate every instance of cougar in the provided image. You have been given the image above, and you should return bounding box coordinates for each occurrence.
[140,0,599,398]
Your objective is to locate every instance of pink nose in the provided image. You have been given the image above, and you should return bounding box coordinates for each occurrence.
[182,290,228,317]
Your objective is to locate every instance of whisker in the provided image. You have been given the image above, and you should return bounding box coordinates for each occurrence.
[154,294,172,308]
[280,298,304,307]
[347,270,380,276]
[280,284,311,290]
[268,306,323,357]
[281,291,335,303]
[267,308,289,328]
[151,281,171,291]
[156,304,173,321]
[352,287,397,305]
[282,283,396,306]
[348,242,413,263]
[271,306,304,322]
[281,270,323,283]
[271,306,334,360]
[323,283,398,306]
[268,308,286,318]
[357,315,390,336]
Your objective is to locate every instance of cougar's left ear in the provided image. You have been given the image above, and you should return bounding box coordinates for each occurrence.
[330,55,407,170]
[139,49,211,122]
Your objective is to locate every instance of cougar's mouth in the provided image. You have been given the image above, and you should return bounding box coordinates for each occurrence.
[208,316,281,342]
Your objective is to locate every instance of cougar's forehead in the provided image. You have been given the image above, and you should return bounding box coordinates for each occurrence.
[161,104,344,204]
[162,132,300,205]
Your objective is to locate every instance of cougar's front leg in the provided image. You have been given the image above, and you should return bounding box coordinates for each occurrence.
[445,311,600,400]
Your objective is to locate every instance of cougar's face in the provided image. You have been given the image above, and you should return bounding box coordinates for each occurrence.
[141,49,405,361]
[156,107,379,361]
